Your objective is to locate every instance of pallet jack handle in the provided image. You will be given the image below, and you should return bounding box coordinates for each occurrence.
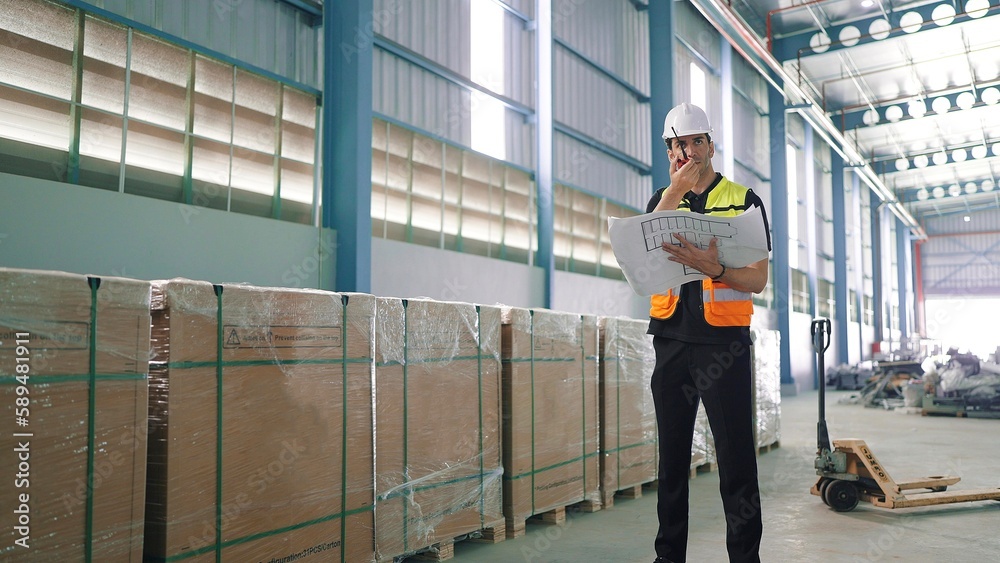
[811,318,832,455]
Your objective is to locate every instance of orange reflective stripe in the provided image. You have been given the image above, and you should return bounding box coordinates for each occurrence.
[648,178,759,327]
[702,279,752,327]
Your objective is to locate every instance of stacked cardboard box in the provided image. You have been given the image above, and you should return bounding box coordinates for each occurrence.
[500,308,600,537]
[597,317,657,507]
[144,281,375,562]
[373,298,503,560]
[0,268,150,561]
[751,328,782,449]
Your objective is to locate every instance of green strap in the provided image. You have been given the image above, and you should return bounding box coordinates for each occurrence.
[213,285,224,563]
[580,316,587,501]
[154,504,373,562]
[401,299,410,553]
[503,451,601,481]
[616,322,621,491]
[0,373,145,384]
[84,276,100,563]
[529,311,535,514]
[476,306,485,530]
[339,295,349,563]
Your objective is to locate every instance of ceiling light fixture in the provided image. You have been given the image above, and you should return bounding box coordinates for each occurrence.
[931,4,956,26]
[956,91,976,110]
[965,182,978,194]
[982,87,1000,106]
[966,0,990,19]
[932,186,946,198]
[963,216,971,222]
[913,155,929,168]
[899,11,923,34]
[917,188,929,200]
[861,0,874,7]
[948,184,962,197]
[972,145,988,159]
[931,97,951,114]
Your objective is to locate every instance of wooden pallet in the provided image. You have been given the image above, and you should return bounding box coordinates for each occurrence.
[403,520,506,561]
[689,461,717,479]
[757,440,780,455]
[505,498,601,540]
[601,481,655,509]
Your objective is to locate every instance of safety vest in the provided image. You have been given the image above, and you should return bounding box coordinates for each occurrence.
[649,178,755,327]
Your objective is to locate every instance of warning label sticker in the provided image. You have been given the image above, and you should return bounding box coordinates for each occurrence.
[0,322,90,350]
[222,325,342,349]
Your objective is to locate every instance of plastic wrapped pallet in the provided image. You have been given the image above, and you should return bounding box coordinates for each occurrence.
[144,280,375,563]
[373,298,503,561]
[0,268,150,561]
[500,307,600,537]
[597,316,657,507]
[751,328,781,450]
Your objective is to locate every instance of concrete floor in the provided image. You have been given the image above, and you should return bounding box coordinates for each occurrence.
[432,389,1000,563]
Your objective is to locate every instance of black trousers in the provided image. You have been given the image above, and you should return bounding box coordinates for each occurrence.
[650,337,762,563]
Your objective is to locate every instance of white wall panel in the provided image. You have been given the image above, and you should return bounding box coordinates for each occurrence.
[81,0,319,87]
[554,132,647,211]
[553,0,649,95]
[554,45,650,165]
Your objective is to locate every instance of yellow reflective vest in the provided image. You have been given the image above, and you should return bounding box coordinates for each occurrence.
[649,178,755,327]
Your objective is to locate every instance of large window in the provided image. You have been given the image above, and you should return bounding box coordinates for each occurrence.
[0,0,317,224]
[553,184,637,280]
[791,268,810,313]
[371,117,536,264]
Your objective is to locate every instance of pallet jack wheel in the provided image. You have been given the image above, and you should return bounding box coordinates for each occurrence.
[824,479,859,512]
[818,478,833,506]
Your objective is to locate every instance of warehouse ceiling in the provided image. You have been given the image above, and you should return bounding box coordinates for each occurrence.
[700,0,1000,229]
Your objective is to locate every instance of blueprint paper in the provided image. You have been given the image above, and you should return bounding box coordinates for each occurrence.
[608,207,770,296]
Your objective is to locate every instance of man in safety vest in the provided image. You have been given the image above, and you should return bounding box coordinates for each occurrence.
[648,103,771,563]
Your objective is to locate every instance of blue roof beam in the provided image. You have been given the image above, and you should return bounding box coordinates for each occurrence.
[836,82,1000,130]
[771,2,1000,63]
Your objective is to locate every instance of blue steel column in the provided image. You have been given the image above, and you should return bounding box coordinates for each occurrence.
[803,121,817,317]
[323,0,373,292]
[851,173,865,358]
[896,216,912,340]
[768,82,793,388]
[720,38,734,179]
[831,150,849,364]
[871,202,884,342]
[536,0,554,308]
[649,0,674,192]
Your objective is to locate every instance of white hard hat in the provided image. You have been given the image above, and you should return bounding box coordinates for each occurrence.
[661,103,713,140]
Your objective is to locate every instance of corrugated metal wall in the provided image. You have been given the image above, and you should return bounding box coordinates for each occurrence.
[921,209,1000,295]
[80,0,320,88]
[552,0,651,210]
[372,0,535,169]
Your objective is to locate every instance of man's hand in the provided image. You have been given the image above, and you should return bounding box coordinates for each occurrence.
[653,159,697,212]
[660,234,721,277]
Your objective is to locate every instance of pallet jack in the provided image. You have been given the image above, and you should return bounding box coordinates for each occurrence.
[809,317,1000,512]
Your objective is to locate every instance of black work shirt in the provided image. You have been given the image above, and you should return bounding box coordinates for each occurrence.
[644,174,771,345]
